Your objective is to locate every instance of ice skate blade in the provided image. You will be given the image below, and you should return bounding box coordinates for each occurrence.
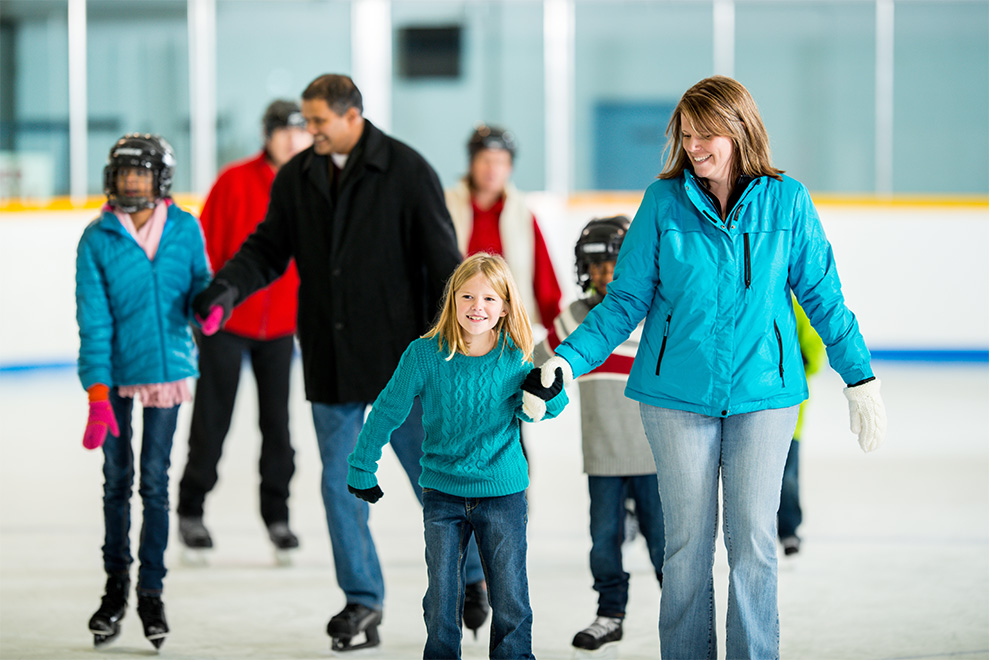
[179,547,211,567]
[330,625,380,653]
[91,628,121,648]
[573,641,620,659]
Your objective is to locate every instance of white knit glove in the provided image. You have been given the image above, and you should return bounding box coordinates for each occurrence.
[522,357,573,422]
[843,378,887,453]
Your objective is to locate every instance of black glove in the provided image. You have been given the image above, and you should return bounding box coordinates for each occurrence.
[521,366,563,402]
[192,279,239,334]
[348,484,384,504]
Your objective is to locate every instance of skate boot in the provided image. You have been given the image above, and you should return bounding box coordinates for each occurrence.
[137,594,169,650]
[572,616,623,651]
[327,603,382,651]
[267,521,299,566]
[178,515,213,566]
[88,573,129,648]
[463,580,490,640]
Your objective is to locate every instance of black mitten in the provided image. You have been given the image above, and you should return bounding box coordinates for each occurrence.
[522,367,563,401]
[348,484,384,504]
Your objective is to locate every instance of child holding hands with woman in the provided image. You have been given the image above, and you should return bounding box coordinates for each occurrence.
[346,253,567,659]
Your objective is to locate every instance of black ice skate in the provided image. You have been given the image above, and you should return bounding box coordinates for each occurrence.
[178,515,213,566]
[267,521,299,566]
[327,603,382,651]
[137,594,169,650]
[463,580,490,640]
[572,616,623,651]
[88,573,129,648]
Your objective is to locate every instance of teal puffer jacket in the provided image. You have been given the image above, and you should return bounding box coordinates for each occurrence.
[554,171,873,418]
[75,203,212,390]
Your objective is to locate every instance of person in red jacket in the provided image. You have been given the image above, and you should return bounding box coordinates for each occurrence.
[176,100,312,560]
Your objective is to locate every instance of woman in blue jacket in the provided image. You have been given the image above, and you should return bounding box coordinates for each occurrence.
[76,134,211,651]
[526,77,886,659]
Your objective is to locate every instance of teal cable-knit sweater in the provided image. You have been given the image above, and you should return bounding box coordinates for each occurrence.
[347,335,568,498]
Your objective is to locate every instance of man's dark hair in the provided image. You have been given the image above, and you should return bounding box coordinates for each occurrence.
[302,74,364,115]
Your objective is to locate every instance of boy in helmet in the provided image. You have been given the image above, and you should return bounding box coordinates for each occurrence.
[76,134,212,650]
[176,99,311,562]
[534,215,665,652]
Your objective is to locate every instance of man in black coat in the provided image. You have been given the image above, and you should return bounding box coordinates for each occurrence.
[193,74,486,650]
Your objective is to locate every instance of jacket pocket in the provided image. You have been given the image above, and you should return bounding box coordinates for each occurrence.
[655,313,672,376]
[773,320,785,387]
[743,233,752,289]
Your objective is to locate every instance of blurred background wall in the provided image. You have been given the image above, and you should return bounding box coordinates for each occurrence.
[0,0,987,368]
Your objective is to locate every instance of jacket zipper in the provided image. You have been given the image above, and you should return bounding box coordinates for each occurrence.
[655,313,672,376]
[743,233,751,289]
[773,320,785,387]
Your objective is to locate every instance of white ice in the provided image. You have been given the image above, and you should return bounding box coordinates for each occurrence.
[0,360,987,659]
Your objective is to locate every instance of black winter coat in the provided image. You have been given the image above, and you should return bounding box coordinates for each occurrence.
[215,120,461,404]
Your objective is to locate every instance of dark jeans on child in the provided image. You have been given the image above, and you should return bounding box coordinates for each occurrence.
[103,389,179,595]
[422,489,534,660]
[588,474,665,617]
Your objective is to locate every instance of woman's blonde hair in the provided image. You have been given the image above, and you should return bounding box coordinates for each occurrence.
[659,75,784,182]
[424,252,534,362]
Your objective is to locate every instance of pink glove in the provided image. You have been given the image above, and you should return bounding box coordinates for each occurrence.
[195,305,225,336]
[83,385,120,450]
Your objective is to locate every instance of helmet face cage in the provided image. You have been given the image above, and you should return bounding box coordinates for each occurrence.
[574,215,631,292]
[468,124,517,161]
[103,133,176,213]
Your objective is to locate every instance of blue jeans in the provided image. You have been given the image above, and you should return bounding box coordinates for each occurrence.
[777,439,801,540]
[588,474,665,617]
[102,389,180,596]
[422,489,534,660]
[311,398,483,610]
[639,404,798,660]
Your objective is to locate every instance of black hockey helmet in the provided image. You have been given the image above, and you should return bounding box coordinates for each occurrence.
[575,215,631,292]
[467,124,517,161]
[103,133,176,213]
[263,99,306,138]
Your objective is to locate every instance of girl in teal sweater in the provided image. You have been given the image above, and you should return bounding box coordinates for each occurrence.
[347,253,567,659]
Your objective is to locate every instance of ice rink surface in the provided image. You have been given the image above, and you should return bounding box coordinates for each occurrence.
[0,360,986,660]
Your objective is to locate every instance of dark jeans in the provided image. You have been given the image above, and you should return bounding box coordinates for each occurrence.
[588,474,665,618]
[777,438,802,539]
[178,330,295,525]
[422,489,534,660]
[102,389,179,595]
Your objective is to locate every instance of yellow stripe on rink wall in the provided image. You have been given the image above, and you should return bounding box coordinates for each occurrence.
[1,192,986,217]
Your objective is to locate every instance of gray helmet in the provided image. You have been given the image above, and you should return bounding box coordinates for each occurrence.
[468,124,517,161]
[263,99,306,138]
[575,215,631,292]
[103,133,176,213]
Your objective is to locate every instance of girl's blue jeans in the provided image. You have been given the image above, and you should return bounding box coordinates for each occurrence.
[422,488,534,660]
[588,474,665,617]
[102,389,180,596]
[639,403,798,660]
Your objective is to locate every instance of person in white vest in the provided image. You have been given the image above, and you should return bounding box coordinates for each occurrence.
[445,124,562,334]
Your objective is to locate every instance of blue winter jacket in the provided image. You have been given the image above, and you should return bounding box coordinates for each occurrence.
[554,171,873,418]
[75,203,212,390]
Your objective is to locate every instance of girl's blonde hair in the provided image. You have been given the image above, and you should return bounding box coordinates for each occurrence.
[659,75,784,182]
[424,252,534,362]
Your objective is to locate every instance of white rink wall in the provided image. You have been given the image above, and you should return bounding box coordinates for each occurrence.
[0,196,987,369]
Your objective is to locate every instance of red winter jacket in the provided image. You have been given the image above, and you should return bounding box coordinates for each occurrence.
[199,151,299,339]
